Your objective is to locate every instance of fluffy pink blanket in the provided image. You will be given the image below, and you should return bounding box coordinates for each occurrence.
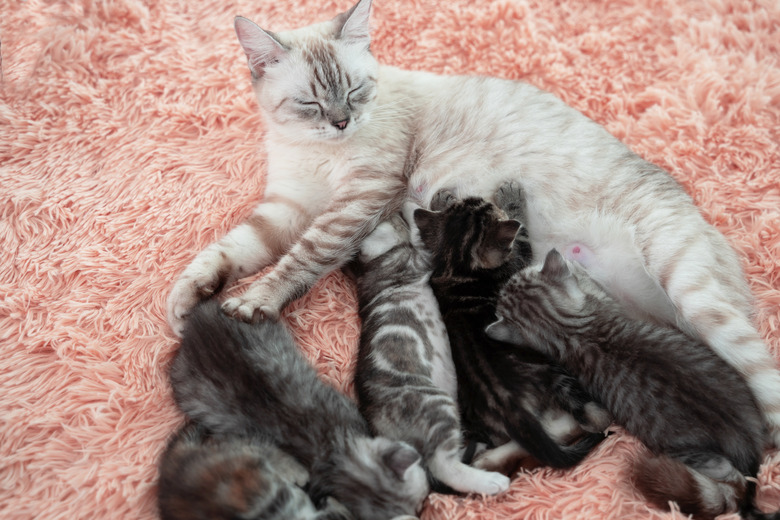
[1,0,779,518]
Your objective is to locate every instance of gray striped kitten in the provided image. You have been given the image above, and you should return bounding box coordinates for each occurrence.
[413,184,609,473]
[487,249,777,520]
[158,422,352,520]
[349,203,510,495]
[168,301,428,520]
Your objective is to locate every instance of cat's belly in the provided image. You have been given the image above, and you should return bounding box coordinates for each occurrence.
[408,162,678,326]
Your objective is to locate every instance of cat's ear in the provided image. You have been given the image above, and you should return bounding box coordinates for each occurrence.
[413,208,440,251]
[541,249,572,281]
[485,317,517,343]
[335,0,372,47]
[382,442,421,481]
[497,219,521,250]
[234,16,288,80]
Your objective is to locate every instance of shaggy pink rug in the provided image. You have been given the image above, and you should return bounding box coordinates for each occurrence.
[1,0,778,518]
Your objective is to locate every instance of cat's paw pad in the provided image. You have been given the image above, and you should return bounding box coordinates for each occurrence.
[494,181,527,218]
[167,272,228,336]
[581,402,612,433]
[222,296,280,323]
[430,188,457,211]
[563,243,596,269]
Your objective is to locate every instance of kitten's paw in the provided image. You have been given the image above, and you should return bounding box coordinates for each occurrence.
[222,293,281,323]
[167,271,229,336]
[430,188,457,211]
[494,181,527,220]
[319,497,352,519]
[581,402,612,433]
[472,472,511,495]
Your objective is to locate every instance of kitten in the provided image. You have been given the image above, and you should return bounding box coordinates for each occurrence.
[487,249,777,519]
[349,203,510,495]
[412,183,608,472]
[165,0,780,445]
[158,421,353,520]
[169,301,429,520]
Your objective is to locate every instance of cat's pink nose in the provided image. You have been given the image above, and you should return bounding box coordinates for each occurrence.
[332,119,349,130]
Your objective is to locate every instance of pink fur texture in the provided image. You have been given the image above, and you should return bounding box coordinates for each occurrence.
[1,0,778,519]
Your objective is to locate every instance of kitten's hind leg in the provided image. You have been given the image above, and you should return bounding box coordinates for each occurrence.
[428,443,511,495]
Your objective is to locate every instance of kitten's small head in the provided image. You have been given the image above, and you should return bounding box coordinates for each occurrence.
[312,437,428,520]
[414,197,520,275]
[234,0,378,143]
[487,249,608,343]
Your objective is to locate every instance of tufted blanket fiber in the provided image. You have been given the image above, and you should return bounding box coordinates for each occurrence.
[1,0,779,518]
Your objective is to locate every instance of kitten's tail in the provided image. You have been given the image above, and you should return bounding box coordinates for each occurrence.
[503,412,604,469]
[631,451,780,519]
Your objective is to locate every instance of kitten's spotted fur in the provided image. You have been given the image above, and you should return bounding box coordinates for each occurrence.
[165,0,780,445]
[413,183,608,472]
[169,301,428,520]
[349,203,510,495]
[488,250,777,519]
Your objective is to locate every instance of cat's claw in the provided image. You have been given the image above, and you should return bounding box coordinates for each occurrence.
[222,296,280,323]
[429,189,457,211]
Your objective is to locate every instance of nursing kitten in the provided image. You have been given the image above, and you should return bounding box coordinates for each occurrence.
[487,249,777,519]
[349,203,510,495]
[158,422,352,520]
[165,0,780,444]
[169,301,429,520]
[412,183,608,471]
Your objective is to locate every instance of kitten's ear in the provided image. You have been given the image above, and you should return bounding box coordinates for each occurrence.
[496,219,521,249]
[413,208,440,251]
[335,0,372,47]
[541,249,572,281]
[485,317,517,343]
[382,442,421,481]
[234,16,288,80]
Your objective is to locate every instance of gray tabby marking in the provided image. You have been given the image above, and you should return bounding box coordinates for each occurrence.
[349,203,510,495]
[487,249,775,519]
[167,301,428,520]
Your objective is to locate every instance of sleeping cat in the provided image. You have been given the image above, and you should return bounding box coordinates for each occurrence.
[349,203,510,495]
[486,249,777,519]
[412,183,608,472]
[169,301,429,520]
[158,421,353,520]
[165,0,780,445]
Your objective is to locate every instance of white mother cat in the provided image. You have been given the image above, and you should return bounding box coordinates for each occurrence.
[166,0,780,444]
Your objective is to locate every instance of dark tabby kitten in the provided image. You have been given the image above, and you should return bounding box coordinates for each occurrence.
[167,301,429,520]
[487,249,778,519]
[349,204,510,495]
[158,422,352,520]
[413,183,609,473]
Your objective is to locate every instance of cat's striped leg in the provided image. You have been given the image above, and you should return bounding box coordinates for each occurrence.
[223,173,406,321]
[651,225,780,445]
[166,193,315,336]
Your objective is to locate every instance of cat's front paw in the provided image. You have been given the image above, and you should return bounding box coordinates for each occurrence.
[429,188,457,211]
[494,181,527,220]
[167,272,229,336]
[222,291,281,323]
[581,402,612,433]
